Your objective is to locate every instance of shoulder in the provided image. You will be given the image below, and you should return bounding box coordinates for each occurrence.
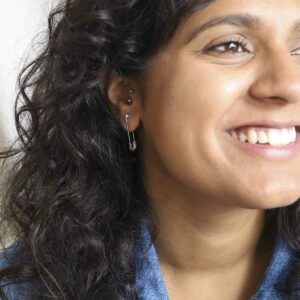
[252,236,298,299]
[0,239,21,269]
[0,240,29,299]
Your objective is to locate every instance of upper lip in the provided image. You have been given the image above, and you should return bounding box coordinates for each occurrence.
[228,121,300,131]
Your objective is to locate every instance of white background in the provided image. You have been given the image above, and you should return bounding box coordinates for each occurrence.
[0,0,57,146]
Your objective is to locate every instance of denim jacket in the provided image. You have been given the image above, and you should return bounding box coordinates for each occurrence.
[0,227,297,299]
[134,227,296,300]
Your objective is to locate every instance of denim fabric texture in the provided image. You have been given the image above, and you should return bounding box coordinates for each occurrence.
[134,226,296,300]
[0,226,297,299]
[0,241,30,299]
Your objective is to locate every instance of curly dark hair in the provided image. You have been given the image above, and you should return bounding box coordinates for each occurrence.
[1,0,300,299]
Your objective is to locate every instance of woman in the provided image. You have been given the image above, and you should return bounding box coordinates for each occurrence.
[1,0,300,299]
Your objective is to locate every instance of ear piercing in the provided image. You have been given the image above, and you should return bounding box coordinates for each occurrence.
[127,89,134,105]
[125,89,137,151]
[125,113,137,152]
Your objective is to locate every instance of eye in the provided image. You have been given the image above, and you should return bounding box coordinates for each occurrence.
[205,37,252,56]
[291,47,300,56]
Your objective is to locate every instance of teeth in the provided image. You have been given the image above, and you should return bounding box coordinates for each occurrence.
[238,132,247,142]
[231,130,238,139]
[230,127,297,146]
[281,129,291,145]
[291,128,297,141]
[257,131,269,144]
[268,129,281,146]
[248,129,258,144]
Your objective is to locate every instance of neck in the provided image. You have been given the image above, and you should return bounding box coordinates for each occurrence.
[153,203,271,272]
[142,157,276,299]
[143,170,275,274]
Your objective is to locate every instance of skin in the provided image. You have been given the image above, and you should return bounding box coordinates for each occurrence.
[108,0,300,299]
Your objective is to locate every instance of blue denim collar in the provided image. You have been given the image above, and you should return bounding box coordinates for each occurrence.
[134,226,295,300]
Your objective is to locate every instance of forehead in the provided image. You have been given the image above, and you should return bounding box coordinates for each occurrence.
[188,0,300,16]
[168,0,300,45]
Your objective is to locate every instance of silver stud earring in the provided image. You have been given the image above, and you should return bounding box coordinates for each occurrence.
[125,113,137,152]
[127,89,134,105]
[127,96,133,105]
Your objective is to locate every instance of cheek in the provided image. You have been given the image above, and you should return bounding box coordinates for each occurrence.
[140,58,249,191]
[142,59,249,152]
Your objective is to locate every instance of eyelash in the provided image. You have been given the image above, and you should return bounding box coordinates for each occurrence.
[205,38,251,56]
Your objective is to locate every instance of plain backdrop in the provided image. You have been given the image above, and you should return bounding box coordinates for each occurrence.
[0,0,58,146]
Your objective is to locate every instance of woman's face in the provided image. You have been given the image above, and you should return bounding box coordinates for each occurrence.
[138,0,300,209]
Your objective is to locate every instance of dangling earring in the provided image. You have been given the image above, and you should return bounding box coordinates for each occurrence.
[125,113,137,152]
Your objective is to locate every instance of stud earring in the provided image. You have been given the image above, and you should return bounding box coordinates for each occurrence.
[125,113,137,152]
[127,89,134,105]
[127,96,133,105]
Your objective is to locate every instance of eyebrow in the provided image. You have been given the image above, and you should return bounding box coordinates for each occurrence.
[185,13,300,44]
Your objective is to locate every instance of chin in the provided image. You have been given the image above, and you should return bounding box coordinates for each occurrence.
[232,176,300,210]
[241,192,300,210]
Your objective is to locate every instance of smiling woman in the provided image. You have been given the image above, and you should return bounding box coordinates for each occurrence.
[1,0,300,299]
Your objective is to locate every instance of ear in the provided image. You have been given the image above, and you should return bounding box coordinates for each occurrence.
[106,74,142,132]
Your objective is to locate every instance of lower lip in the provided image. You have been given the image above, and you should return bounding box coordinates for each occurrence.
[225,132,300,160]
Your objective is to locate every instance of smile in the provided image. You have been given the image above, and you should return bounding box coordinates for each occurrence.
[229,126,297,146]
[225,126,300,160]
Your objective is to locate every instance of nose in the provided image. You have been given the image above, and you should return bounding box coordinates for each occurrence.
[249,50,300,104]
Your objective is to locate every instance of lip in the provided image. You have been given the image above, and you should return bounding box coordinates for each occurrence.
[227,121,300,131]
[224,131,300,161]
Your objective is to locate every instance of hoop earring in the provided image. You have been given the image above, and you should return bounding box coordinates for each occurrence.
[125,113,137,152]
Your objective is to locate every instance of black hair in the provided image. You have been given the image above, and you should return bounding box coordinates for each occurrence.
[0,0,300,299]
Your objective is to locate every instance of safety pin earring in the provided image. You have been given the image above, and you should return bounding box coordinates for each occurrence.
[125,113,137,152]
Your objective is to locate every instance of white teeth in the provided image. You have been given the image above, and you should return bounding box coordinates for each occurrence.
[248,129,258,144]
[268,129,281,146]
[290,127,297,141]
[230,127,297,146]
[281,129,291,145]
[257,131,269,144]
[231,130,238,139]
[238,132,247,142]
